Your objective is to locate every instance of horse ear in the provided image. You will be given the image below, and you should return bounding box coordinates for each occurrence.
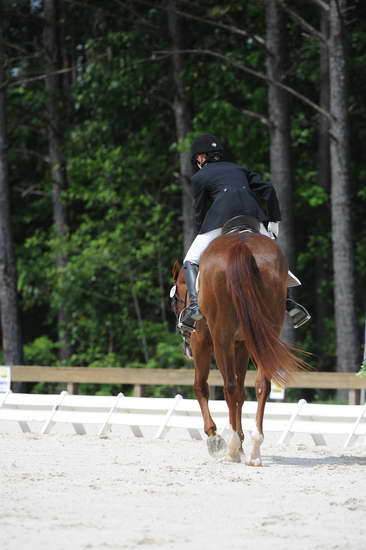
[172,260,182,282]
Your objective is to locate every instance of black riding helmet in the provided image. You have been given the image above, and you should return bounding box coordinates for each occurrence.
[190,134,224,165]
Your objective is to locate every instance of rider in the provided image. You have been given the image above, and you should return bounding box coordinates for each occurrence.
[179,133,310,330]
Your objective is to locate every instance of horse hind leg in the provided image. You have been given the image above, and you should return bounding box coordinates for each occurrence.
[222,344,247,463]
[246,372,270,467]
[220,365,243,463]
[234,343,248,453]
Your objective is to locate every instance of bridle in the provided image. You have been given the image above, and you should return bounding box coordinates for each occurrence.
[170,284,187,318]
[170,283,195,342]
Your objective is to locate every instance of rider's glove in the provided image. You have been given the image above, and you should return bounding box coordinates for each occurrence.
[268,221,279,239]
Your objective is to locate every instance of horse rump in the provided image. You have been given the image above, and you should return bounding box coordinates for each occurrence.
[225,235,308,386]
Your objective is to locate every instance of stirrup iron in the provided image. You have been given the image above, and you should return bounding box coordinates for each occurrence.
[177,308,196,333]
[287,299,311,329]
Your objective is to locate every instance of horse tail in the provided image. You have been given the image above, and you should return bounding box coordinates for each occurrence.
[226,238,307,386]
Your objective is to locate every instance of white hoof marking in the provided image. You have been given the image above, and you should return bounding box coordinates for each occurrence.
[226,430,242,463]
[246,429,264,467]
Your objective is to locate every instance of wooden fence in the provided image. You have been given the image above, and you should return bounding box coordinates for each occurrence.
[10,366,366,404]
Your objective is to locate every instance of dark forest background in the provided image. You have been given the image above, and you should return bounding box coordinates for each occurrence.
[0,0,365,398]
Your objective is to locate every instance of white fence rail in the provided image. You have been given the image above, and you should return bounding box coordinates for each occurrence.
[1,392,365,449]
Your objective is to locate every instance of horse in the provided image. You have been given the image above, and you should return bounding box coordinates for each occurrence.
[171,230,307,465]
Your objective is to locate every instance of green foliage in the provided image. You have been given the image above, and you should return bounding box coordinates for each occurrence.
[141,331,191,370]
[24,336,59,366]
[298,183,328,207]
[4,1,366,397]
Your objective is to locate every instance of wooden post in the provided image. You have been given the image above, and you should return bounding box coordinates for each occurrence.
[133,384,143,397]
[209,385,216,400]
[348,389,360,406]
[66,382,79,395]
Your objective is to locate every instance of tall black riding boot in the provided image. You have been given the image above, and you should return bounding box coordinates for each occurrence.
[286,298,311,329]
[179,261,203,328]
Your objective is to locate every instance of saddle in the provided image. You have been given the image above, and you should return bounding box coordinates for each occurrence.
[222,215,260,235]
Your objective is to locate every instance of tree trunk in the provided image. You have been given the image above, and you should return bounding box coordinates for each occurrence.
[315,10,331,357]
[265,1,295,343]
[0,18,24,388]
[167,0,194,253]
[127,267,149,363]
[44,0,71,361]
[265,1,294,268]
[328,0,359,379]
[157,248,167,324]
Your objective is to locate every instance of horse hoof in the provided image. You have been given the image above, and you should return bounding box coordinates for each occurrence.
[224,453,242,463]
[245,457,262,467]
[226,431,242,463]
[207,434,227,458]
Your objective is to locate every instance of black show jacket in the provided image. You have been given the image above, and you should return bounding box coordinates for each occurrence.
[192,161,281,234]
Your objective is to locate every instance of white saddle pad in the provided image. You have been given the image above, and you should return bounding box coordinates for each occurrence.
[287,270,301,287]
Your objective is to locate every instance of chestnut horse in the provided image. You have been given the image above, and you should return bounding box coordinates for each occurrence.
[172,231,306,465]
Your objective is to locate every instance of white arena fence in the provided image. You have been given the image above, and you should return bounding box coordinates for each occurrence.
[0,391,365,449]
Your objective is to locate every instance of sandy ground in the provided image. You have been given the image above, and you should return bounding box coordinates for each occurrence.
[1,423,366,550]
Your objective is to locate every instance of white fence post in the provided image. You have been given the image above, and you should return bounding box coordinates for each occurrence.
[155,394,183,439]
[343,403,366,448]
[277,399,307,445]
[0,390,11,407]
[41,391,69,435]
[0,391,32,433]
[98,392,125,438]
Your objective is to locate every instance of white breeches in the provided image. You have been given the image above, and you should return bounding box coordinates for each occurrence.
[184,223,270,265]
[184,228,222,265]
[259,222,271,238]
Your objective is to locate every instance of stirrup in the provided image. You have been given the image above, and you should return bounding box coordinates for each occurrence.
[287,300,311,329]
[180,303,202,322]
[177,308,197,333]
